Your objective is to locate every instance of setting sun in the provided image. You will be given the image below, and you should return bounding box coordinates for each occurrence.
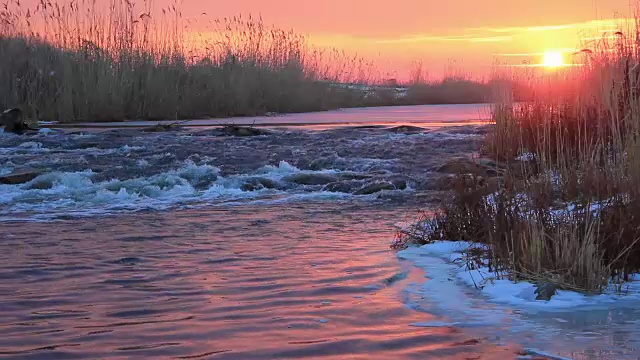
[542,51,565,68]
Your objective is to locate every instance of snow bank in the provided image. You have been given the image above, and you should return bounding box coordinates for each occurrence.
[398,241,640,312]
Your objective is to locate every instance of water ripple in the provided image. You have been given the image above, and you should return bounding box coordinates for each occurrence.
[0,204,523,359]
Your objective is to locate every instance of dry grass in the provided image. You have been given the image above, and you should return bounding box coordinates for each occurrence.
[0,0,504,122]
[0,0,380,122]
[405,77,489,105]
[411,173,627,292]
[407,24,640,292]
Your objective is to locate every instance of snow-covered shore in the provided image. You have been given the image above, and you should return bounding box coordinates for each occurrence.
[398,241,640,311]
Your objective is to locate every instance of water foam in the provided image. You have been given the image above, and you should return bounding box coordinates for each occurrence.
[0,160,359,221]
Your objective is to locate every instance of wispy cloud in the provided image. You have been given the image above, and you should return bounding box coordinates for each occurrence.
[470,19,623,34]
[376,34,511,44]
[504,63,584,68]
[469,36,513,43]
[373,19,628,46]
[495,52,543,56]
[493,48,579,57]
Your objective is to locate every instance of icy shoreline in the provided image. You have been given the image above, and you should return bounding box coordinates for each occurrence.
[397,241,640,359]
[398,241,640,311]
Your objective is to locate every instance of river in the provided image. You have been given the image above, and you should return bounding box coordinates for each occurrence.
[1,104,638,359]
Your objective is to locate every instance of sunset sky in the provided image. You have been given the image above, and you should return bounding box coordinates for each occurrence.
[167,0,634,79]
[21,0,637,80]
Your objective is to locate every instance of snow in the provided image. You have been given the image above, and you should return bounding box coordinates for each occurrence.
[516,152,536,161]
[398,241,640,312]
[398,240,640,359]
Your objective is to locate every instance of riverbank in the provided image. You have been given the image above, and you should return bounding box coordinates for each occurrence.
[0,0,497,124]
[394,25,640,328]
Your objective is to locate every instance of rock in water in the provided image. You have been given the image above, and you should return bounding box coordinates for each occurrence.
[354,181,396,195]
[0,108,22,133]
[0,169,41,184]
[0,108,39,134]
[283,173,337,186]
[386,125,425,133]
[322,180,362,193]
[142,122,186,132]
[534,282,558,301]
[219,125,269,137]
[240,177,281,191]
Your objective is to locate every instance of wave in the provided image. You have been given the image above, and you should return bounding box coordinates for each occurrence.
[0,160,407,221]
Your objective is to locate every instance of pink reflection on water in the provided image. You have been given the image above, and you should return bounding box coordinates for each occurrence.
[0,204,525,359]
[53,104,492,130]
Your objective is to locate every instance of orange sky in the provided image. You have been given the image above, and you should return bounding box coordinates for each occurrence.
[166,0,634,79]
[17,0,637,80]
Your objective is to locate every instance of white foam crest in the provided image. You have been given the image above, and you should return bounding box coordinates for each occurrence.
[120,145,145,152]
[0,160,362,221]
[255,160,301,177]
[18,141,45,149]
[253,160,343,180]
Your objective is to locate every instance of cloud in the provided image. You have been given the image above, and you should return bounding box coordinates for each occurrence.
[372,19,628,46]
[376,34,512,44]
[469,36,513,43]
[469,19,623,34]
[503,63,584,68]
[494,48,579,57]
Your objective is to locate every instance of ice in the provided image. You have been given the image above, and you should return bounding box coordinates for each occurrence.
[398,241,640,359]
[519,348,574,360]
[516,152,536,161]
[400,241,640,311]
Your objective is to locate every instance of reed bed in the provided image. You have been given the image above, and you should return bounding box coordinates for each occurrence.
[0,0,381,122]
[406,25,640,293]
[0,0,504,123]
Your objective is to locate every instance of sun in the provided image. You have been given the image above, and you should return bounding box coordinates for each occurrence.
[542,51,565,68]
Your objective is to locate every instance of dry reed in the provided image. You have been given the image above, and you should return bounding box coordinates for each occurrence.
[0,0,379,122]
[408,21,640,292]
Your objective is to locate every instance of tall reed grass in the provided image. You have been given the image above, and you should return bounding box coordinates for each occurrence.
[0,0,379,122]
[0,0,512,122]
[411,23,640,292]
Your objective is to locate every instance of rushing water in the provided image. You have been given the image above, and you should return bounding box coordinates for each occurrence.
[1,105,639,359]
[0,120,486,221]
